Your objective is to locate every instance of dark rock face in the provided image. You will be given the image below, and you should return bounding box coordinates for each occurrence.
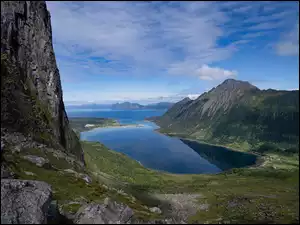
[1,179,52,224]
[1,1,84,162]
[74,198,134,224]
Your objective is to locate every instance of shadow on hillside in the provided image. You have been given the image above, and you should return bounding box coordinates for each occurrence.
[180,139,258,170]
[124,183,173,213]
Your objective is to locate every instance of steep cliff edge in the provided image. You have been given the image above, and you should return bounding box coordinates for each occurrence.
[1,1,83,162]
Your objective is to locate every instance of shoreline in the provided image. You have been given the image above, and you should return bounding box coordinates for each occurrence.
[82,123,145,132]
[153,127,265,169]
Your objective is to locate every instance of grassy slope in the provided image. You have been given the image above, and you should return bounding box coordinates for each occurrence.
[154,87,299,152]
[83,141,299,224]
[1,143,162,222]
[2,135,298,223]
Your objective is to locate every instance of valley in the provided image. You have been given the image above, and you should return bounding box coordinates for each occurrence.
[1,1,299,224]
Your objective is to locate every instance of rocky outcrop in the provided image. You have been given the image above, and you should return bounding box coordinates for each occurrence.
[63,169,92,184]
[74,198,134,224]
[1,179,52,224]
[1,1,84,162]
[22,155,49,167]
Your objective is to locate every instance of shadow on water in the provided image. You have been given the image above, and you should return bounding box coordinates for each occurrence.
[180,139,258,171]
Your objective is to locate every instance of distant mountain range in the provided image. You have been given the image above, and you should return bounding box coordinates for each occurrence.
[152,79,299,151]
[111,102,174,110]
[66,102,174,110]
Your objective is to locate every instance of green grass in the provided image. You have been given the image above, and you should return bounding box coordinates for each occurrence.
[82,140,299,224]
[69,117,121,132]
[1,145,161,221]
[2,133,298,223]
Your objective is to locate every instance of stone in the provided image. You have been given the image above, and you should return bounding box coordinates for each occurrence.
[63,169,92,184]
[12,145,21,153]
[81,174,92,184]
[149,207,162,214]
[74,198,134,224]
[24,171,36,176]
[1,179,52,224]
[22,155,49,167]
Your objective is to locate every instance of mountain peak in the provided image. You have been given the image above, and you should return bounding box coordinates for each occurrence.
[218,79,259,91]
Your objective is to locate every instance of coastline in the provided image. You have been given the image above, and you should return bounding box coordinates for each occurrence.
[83,123,145,132]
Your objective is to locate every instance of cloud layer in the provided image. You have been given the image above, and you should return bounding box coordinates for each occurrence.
[46,1,299,102]
[47,1,298,77]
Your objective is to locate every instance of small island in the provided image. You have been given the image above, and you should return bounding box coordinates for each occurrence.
[69,117,144,133]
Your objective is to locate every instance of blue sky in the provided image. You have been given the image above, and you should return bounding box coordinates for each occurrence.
[46,1,299,105]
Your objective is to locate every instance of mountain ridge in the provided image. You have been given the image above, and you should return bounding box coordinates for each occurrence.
[154,79,299,150]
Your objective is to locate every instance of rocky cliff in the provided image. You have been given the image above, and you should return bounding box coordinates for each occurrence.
[1,1,83,161]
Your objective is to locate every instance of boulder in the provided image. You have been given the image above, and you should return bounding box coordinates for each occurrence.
[149,207,162,214]
[74,198,134,224]
[1,179,52,224]
[63,169,92,184]
[24,171,36,176]
[22,155,49,167]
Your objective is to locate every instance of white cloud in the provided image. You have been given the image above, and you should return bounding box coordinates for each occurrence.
[275,23,299,56]
[196,65,237,81]
[44,1,298,102]
[187,94,200,100]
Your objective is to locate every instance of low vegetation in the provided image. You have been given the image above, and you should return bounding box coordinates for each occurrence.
[69,117,121,132]
[83,140,299,224]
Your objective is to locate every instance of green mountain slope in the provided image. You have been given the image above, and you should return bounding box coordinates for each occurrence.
[154,79,299,151]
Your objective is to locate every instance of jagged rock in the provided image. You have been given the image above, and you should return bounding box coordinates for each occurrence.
[63,169,92,184]
[149,207,162,214]
[22,155,49,167]
[1,179,52,224]
[82,175,92,184]
[12,145,21,153]
[74,198,134,224]
[24,171,36,176]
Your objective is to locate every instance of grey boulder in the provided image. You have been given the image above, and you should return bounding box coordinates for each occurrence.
[22,155,49,167]
[1,179,52,224]
[74,198,134,224]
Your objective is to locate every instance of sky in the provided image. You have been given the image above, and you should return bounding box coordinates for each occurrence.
[46,1,299,105]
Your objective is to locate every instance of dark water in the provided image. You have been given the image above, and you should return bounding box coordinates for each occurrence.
[67,108,257,174]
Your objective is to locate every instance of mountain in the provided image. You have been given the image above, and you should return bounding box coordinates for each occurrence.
[144,102,174,109]
[111,101,174,110]
[111,102,145,110]
[154,79,299,150]
[66,103,112,109]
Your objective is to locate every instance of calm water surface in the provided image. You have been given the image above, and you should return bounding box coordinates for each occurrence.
[67,108,257,174]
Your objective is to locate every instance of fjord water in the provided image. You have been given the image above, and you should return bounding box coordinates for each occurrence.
[67,108,257,174]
